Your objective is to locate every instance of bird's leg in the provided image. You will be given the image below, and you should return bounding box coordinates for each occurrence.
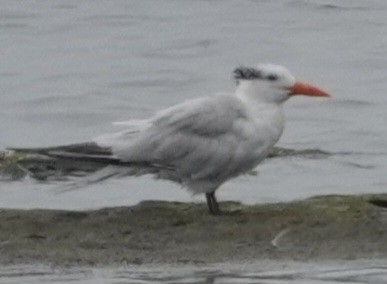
[205,191,220,215]
[205,192,216,215]
[211,192,220,214]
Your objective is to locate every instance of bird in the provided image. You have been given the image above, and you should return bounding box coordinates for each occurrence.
[9,64,331,215]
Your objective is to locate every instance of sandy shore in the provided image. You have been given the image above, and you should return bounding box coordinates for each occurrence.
[1,194,387,266]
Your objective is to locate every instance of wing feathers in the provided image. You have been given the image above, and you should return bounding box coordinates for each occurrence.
[8,142,112,156]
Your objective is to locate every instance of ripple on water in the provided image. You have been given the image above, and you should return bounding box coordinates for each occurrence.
[2,262,387,283]
[287,0,375,12]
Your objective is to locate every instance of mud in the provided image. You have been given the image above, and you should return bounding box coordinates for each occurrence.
[1,194,387,266]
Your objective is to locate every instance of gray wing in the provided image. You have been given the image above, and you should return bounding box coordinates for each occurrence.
[8,142,112,157]
[112,95,247,159]
[110,95,261,189]
[152,95,247,136]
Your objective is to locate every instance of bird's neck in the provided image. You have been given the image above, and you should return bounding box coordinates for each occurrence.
[235,84,285,144]
[235,81,283,115]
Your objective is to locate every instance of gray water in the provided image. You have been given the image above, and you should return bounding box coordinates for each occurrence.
[0,0,387,282]
[2,260,387,284]
[1,0,387,210]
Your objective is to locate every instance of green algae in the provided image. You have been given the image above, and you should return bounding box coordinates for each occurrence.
[0,151,27,180]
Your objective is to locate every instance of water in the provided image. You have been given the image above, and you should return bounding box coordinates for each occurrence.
[1,0,387,282]
[2,260,387,284]
[1,0,387,209]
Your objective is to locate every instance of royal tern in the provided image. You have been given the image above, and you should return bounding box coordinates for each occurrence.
[10,64,330,214]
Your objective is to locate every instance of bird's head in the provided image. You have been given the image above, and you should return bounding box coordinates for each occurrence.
[233,64,331,104]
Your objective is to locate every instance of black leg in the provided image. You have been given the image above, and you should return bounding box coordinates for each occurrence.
[211,192,219,214]
[205,192,213,214]
[205,192,220,215]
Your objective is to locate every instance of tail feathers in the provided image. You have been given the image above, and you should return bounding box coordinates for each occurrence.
[8,142,114,180]
[55,165,126,192]
[9,142,175,182]
[16,154,110,181]
[56,164,166,193]
[9,142,154,167]
[8,142,112,156]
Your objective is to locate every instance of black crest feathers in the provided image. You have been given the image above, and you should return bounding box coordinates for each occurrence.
[233,66,263,81]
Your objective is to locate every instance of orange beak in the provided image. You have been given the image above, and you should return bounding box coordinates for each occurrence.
[289,81,331,98]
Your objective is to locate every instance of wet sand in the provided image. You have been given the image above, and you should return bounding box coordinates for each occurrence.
[1,194,387,266]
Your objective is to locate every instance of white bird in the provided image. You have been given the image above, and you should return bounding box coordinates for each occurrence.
[10,64,330,214]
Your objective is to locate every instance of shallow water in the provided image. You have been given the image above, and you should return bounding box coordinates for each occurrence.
[2,260,387,283]
[1,0,387,210]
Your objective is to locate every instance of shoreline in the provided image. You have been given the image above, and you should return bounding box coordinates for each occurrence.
[1,194,387,266]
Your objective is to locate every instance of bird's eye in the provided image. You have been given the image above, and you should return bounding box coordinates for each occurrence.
[267,74,278,81]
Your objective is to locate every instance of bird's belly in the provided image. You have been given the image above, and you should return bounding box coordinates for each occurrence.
[164,120,282,192]
[181,137,266,183]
